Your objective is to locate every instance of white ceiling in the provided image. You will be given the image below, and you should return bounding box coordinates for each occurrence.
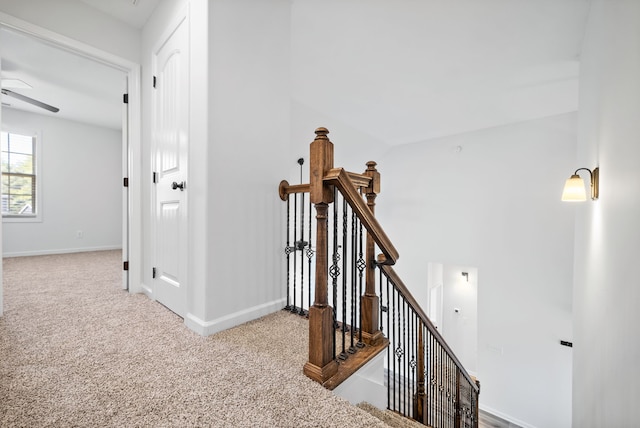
[292,0,591,145]
[1,26,126,130]
[1,0,592,143]
[78,0,161,29]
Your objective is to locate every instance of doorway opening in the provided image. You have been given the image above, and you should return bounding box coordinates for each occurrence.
[0,18,142,315]
[427,262,478,376]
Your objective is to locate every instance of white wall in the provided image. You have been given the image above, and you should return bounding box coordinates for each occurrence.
[573,2,640,427]
[203,0,291,332]
[2,109,122,256]
[290,2,392,175]
[377,113,576,428]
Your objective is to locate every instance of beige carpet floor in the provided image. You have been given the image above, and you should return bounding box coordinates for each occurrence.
[0,250,393,428]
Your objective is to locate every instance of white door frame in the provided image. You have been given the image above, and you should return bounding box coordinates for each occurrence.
[0,12,144,300]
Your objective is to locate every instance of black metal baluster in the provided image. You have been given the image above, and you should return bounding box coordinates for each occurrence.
[410,310,416,419]
[408,300,412,417]
[285,196,291,310]
[449,354,452,427]
[349,208,357,354]
[383,270,390,411]
[436,338,440,428]
[440,345,444,428]
[426,326,430,424]
[450,356,454,427]
[330,187,339,360]
[391,286,396,412]
[291,193,298,313]
[403,296,407,417]
[299,192,305,315]
[357,218,365,346]
[427,331,432,427]
[307,197,313,313]
[339,195,348,361]
[379,266,385,334]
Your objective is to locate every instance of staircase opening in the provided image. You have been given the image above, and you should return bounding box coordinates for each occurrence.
[279,127,480,428]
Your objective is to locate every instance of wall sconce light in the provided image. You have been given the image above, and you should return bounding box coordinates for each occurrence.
[461,272,469,282]
[561,167,599,201]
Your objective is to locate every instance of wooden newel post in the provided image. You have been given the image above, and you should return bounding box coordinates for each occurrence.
[361,161,384,345]
[303,127,339,383]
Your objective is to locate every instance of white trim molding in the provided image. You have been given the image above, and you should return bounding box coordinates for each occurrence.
[481,404,538,428]
[185,299,287,336]
[3,246,122,258]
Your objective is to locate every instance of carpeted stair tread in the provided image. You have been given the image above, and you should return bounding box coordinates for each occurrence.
[357,402,430,428]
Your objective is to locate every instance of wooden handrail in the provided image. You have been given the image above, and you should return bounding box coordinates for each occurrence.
[278,180,310,200]
[378,260,479,393]
[278,171,371,201]
[347,171,372,188]
[324,167,399,265]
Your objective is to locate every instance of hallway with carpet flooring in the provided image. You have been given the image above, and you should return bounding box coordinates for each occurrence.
[0,250,392,427]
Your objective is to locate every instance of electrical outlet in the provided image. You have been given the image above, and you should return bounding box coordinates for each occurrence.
[76,230,84,239]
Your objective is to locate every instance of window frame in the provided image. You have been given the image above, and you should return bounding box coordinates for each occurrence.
[1,129,42,223]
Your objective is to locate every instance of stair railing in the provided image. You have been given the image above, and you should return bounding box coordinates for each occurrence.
[378,262,480,427]
[279,127,479,427]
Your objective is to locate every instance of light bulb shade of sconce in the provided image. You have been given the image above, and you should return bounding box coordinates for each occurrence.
[561,175,587,201]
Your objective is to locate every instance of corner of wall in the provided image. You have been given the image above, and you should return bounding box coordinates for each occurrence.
[184,298,286,336]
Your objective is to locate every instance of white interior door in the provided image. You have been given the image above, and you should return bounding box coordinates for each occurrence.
[152,14,189,317]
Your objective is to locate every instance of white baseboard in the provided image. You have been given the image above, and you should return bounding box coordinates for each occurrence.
[3,246,122,258]
[184,298,287,336]
[481,404,537,428]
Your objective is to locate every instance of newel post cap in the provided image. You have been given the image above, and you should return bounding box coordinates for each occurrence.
[314,127,330,141]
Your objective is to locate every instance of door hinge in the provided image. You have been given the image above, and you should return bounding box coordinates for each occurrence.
[123,177,129,187]
[123,93,129,104]
[152,267,157,278]
[153,76,157,88]
[153,172,158,183]
[123,261,129,271]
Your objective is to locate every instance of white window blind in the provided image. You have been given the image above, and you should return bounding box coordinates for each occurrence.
[1,131,37,217]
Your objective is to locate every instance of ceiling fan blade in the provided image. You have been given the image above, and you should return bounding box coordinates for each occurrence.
[1,88,59,113]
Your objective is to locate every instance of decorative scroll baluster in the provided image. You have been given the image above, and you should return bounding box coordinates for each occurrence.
[331,187,339,360]
[285,197,292,310]
[350,209,357,354]
[415,321,425,423]
[340,195,348,360]
[307,197,314,312]
[384,270,390,410]
[292,192,298,313]
[357,219,365,347]
[299,192,305,315]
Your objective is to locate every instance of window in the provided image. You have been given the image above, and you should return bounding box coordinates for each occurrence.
[1,131,39,220]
